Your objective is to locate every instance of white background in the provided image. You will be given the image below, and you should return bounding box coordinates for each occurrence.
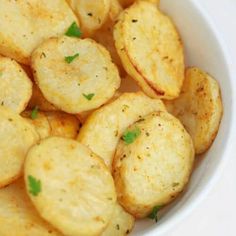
[169,1,236,235]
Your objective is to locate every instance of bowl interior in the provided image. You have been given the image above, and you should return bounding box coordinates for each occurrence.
[131,0,233,235]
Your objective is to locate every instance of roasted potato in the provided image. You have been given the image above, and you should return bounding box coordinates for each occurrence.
[102,203,135,236]
[77,92,166,169]
[0,56,32,113]
[67,0,110,35]
[45,111,80,139]
[114,1,184,99]
[32,36,121,114]
[165,67,223,154]
[22,110,51,139]
[0,0,78,65]
[0,179,62,236]
[24,137,116,236]
[113,111,194,218]
[0,107,39,188]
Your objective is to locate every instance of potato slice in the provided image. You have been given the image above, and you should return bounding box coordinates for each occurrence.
[113,111,195,218]
[22,111,51,139]
[165,67,223,154]
[45,111,80,139]
[32,36,120,114]
[0,179,62,236]
[0,107,39,188]
[0,56,32,113]
[28,84,57,112]
[114,1,184,99]
[102,203,135,236]
[24,137,116,236]
[77,92,166,169]
[67,0,110,35]
[0,0,78,65]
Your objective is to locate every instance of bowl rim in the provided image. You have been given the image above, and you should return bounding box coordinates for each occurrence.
[143,1,236,235]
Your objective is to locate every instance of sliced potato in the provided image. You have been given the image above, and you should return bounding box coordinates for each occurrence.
[45,111,80,139]
[0,107,39,188]
[114,1,184,99]
[165,67,223,154]
[77,92,166,169]
[28,84,57,112]
[22,111,51,139]
[113,111,194,218]
[0,0,78,65]
[0,56,32,113]
[67,0,110,35]
[0,179,62,236]
[32,36,120,114]
[102,203,135,236]
[24,137,116,236]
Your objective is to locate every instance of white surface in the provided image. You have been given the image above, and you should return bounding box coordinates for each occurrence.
[169,1,236,236]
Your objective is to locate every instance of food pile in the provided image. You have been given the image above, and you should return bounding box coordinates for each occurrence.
[0,0,223,235]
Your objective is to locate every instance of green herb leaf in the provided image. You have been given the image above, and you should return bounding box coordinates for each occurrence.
[28,175,41,196]
[148,206,162,222]
[65,22,82,38]
[83,93,95,101]
[0,72,3,77]
[65,53,79,64]
[31,106,39,120]
[122,127,141,144]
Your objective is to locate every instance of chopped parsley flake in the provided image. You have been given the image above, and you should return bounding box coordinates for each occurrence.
[65,53,79,64]
[83,93,95,101]
[31,106,39,120]
[65,22,82,38]
[148,206,162,222]
[0,72,3,77]
[122,127,141,144]
[28,175,41,196]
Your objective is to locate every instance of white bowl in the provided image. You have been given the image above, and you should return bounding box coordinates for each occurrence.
[131,0,236,235]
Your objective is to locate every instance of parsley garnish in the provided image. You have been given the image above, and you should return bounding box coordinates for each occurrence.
[31,106,39,120]
[83,93,95,101]
[148,206,162,222]
[122,127,141,144]
[28,175,41,196]
[0,72,2,77]
[65,53,79,64]
[65,22,82,38]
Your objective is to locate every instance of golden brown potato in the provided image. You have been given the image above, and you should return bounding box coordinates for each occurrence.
[114,1,184,99]
[101,203,135,236]
[28,84,57,112]
[0,0,78,64]
[67,0,110,35]
[113,111,195,218]
[0,107,39,188]
[21,110,51,139]
[45,111,80,139]
[32,36,121,114]
[24,137,116,236]
[0,56,32,113]
[0,179,62,236]
[165,67,223,154]
[77,92,166,169]
[118,0,160,8]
